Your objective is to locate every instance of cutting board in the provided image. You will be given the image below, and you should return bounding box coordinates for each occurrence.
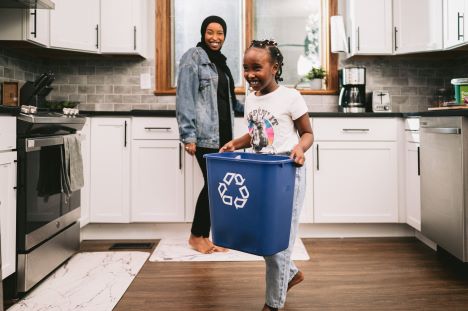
[428,105,468,110]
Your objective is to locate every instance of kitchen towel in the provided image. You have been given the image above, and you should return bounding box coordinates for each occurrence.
[7,251,149,311]
[61,134,84,195]
[149,238,310,262]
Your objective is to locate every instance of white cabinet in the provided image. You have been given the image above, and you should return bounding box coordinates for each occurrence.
[300,147,314,223]
[405,118,421,231]
[393,0,443,54]
[90,117,131,223]
[347,0,393,55]
[100,0,147,57]
[443,0,468,49]
[312,118,399,223]
[131,118,184,222]
[50,0,100,52]
[0,151,17,280]
[79,118,91,228]
[0,8,49,46]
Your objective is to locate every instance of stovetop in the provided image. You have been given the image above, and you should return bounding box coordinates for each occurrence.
[17,112,86,124]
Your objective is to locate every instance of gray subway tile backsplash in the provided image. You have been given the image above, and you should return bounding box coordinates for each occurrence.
[1,47,467,112]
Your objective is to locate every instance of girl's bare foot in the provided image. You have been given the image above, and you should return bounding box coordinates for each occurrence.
[261,304,278,311]
[204,238,229,252]
[189,234,214,254]
[287,270,304,291]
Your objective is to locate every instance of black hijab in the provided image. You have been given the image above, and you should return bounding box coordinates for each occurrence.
[196,15,237,106]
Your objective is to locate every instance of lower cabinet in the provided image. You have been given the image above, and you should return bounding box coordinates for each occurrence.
[0,151,17,279]
[79,118,91,227]
[131,117,185,222]
[89,117,131,223]
[312,118,399,223]
[405,119,421,231]
[131,140,185,221]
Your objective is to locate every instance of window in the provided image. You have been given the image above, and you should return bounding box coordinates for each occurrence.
[155,0,337,95]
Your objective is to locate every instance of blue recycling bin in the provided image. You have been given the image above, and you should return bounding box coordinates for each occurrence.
[204,152,296,256]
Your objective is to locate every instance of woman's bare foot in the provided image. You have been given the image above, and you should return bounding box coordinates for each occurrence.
[189,234,214,254]
[204,238,229,252]
[287,270,304,292]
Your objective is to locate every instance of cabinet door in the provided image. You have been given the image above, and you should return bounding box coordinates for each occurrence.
[27,9,49,46]
[50,0,99,52]
[348,0,393,55]
[90,118,131,223]
[443,0,466,49]
[79,118,91,227]
[406,142,421,231]
[131,140,185,222]
[393,0,443,54]
[313,141,398,222]
[100,0,147,56]
[0,152,17,280]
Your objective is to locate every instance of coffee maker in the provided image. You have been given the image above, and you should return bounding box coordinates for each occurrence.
[338,67,366,112]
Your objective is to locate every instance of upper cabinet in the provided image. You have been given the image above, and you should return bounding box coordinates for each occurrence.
[393,0,443,54]
[0,8,50,46]
[443,0,468,49]
[50,0,100,52]
[100,0,147,57]
[347,0,393,55]
[345,0,443,56]
[0,0,148,57]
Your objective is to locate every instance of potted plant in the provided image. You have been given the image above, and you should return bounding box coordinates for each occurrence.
[305,67,326,90]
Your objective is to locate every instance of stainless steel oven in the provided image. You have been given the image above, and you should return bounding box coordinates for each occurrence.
[15,112,85,292]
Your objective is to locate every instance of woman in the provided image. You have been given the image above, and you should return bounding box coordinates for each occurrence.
[176,15,243,254]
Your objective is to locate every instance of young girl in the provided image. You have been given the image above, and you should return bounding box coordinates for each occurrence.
[220,40,314,311]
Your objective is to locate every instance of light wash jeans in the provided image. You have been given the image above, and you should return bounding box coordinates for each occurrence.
[264,165,306,308]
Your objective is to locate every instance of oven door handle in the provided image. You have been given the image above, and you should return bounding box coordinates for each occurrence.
[25,135,65,152]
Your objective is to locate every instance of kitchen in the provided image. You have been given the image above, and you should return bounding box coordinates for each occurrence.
[0,0,468,310]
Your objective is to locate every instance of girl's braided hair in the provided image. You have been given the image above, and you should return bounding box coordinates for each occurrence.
[249,39,284,82]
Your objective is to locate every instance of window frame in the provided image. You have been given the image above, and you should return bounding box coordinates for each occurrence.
[155,0,338,95]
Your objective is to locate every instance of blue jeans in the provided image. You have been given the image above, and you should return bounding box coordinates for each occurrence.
[264,165,306,308]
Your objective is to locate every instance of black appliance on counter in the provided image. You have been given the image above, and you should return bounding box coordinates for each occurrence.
[338,67,367,113]
[19,72,55,109]
[7,110,85,295]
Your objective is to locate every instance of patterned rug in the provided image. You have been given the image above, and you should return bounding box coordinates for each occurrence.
[149,238,310,262]
[8,251,149,311]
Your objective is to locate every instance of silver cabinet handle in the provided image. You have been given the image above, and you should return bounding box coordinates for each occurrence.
[144,127,172,131]
[458,12,465,41]
[423,127,461,134]
[316,144,319,171]
[405,129,419,132]
[394,27,398,51]
[341,128,370,132]
[31,9,37,37]
[356,27,360,51]
[134,26,137,50]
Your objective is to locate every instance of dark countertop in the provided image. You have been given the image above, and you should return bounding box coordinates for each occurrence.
[4,107,468,118]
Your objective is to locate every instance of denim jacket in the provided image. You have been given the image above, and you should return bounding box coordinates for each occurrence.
[176,47,243,149]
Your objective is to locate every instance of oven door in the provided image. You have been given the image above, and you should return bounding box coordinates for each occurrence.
[17,135,80,252]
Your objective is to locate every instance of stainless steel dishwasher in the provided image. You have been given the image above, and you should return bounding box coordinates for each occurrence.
[420,116,468,262]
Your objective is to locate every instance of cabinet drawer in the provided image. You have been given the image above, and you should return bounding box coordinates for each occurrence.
[0,116,16,151]
[312,118,397,141]
[132,117,179,140]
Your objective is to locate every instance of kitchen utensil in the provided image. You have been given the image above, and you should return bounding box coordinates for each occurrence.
[338,67,366,112]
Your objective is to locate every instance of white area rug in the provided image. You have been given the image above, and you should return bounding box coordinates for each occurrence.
[149,238,310,262]
[8,251,149,311]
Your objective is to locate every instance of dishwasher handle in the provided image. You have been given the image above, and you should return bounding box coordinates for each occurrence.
[423,127,461,135]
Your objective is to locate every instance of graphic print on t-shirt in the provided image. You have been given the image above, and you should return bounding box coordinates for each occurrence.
[247,109,277,152]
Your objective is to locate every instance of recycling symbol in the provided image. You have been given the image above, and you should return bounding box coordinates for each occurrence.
[218,172,250,209]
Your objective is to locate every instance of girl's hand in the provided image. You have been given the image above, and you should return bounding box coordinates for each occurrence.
[290,144,306,166]
[184,143,196,155]
[220,141,235,153]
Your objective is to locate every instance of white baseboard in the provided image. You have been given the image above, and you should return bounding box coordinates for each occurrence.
[80,223,415,241]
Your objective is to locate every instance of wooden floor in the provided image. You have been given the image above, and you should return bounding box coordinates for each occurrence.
[80,238,468,311]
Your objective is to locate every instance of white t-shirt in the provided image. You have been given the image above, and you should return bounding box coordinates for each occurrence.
[244,85,308,154]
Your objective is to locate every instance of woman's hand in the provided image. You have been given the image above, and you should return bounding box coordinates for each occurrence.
[184,143,196,155]
[290,144,306,166]
[219,141,235,153]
